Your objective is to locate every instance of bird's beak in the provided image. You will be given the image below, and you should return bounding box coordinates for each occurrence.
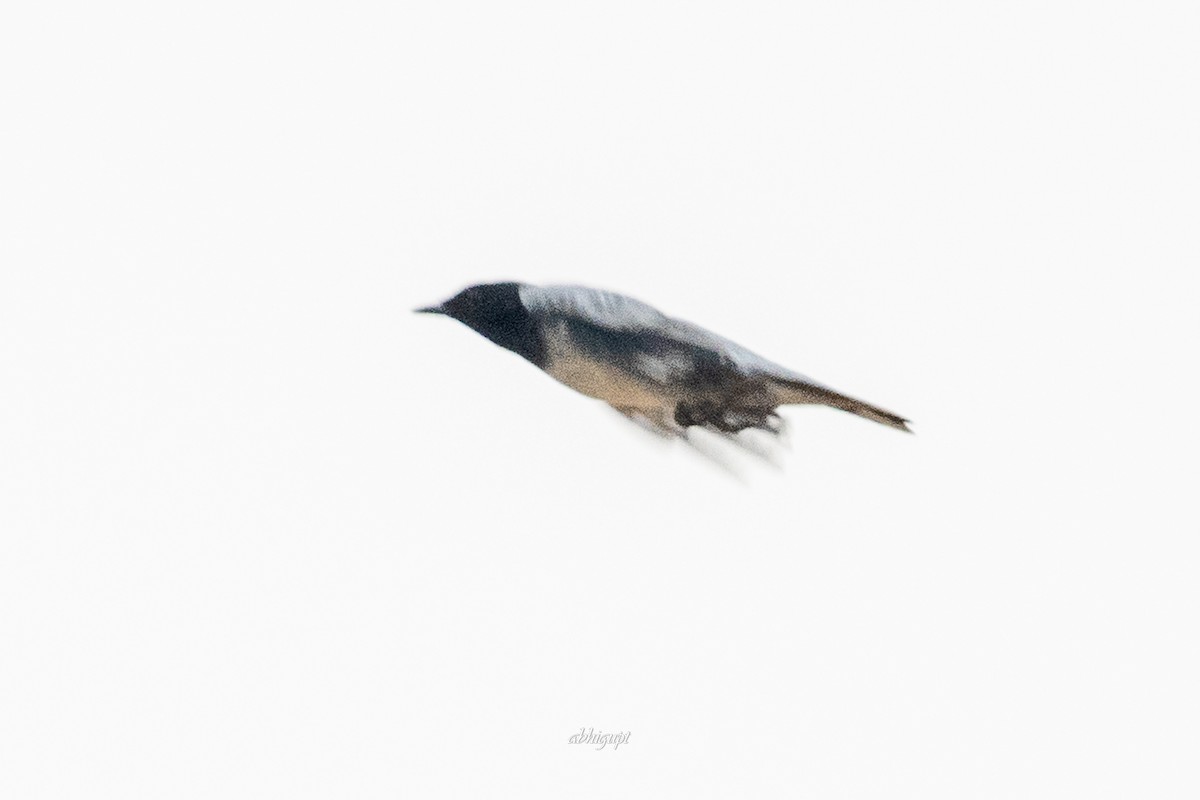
[414,304,446,315]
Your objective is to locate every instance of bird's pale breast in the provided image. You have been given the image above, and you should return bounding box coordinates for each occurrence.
[540,319,673,411]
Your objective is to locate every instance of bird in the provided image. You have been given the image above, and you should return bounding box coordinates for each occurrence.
[415,282,910,438]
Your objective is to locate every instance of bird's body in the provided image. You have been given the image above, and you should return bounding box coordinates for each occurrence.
[416,282,910,437]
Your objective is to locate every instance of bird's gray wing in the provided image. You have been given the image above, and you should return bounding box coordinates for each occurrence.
[518,284,830,391]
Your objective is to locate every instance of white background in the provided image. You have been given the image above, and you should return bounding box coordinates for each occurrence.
[2,2,1197,797]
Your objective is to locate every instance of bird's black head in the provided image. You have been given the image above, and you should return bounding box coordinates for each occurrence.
[415,282,543,365]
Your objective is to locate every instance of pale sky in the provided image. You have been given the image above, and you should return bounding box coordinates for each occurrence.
[2,2,1197,797]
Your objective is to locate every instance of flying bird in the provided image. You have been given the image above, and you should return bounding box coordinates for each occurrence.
[416,282,910,438]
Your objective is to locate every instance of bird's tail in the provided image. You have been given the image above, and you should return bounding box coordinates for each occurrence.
[771,379,912,433]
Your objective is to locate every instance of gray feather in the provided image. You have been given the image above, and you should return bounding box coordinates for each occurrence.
[519,284,828,388]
